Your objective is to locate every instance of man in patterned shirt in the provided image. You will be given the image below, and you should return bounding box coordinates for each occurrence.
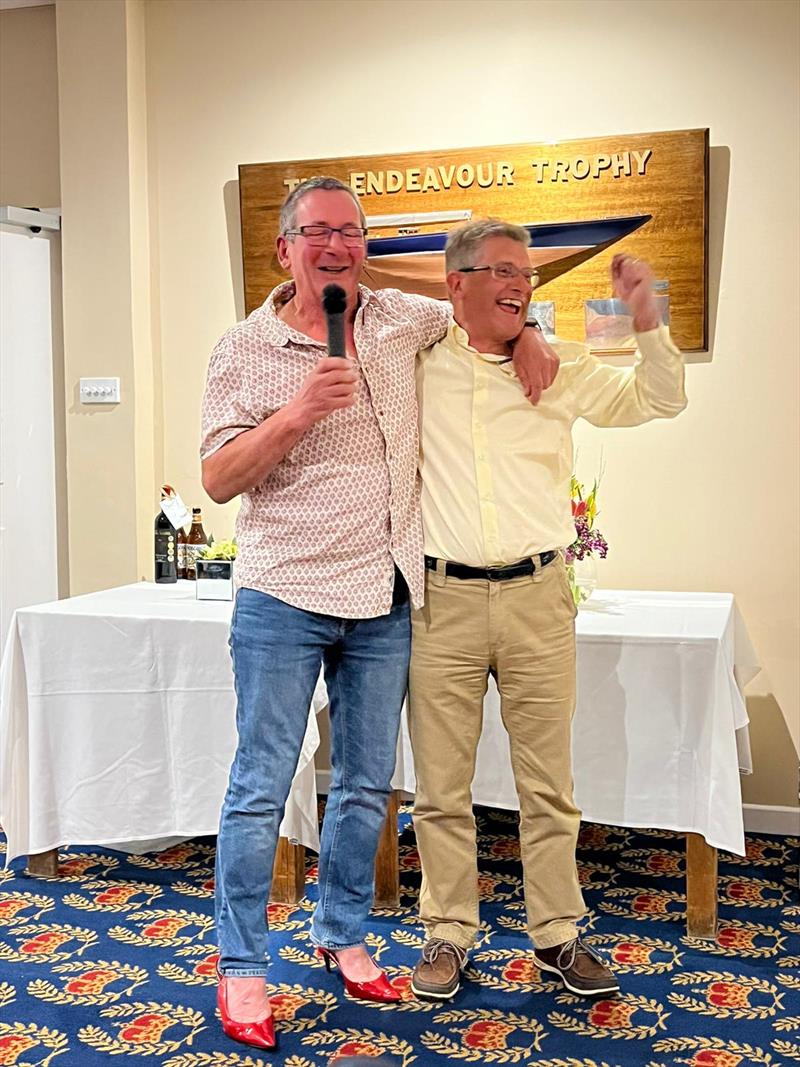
[200,178,557,1046]
[408,218,687,1003]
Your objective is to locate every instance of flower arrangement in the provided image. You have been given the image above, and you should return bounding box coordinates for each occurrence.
[565,475,608,606]
[198,538,237,561]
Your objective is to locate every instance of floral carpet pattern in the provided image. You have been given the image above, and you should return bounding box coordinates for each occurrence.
[0,808,798,1067]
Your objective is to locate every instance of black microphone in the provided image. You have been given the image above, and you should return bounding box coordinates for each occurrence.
[322,283,347,357]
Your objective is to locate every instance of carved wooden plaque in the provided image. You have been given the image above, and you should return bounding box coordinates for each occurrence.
[240,129,708,351]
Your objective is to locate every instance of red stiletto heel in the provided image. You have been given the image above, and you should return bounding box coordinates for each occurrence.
[217,974,277,1050]
[316,946,401,1003]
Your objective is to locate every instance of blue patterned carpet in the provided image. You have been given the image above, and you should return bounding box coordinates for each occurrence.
[0,808,798,1067]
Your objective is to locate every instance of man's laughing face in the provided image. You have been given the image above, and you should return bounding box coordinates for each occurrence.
[276,188,366,307]
[447,235,534,352]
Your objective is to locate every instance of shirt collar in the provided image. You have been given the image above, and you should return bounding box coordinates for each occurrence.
[448,319,512,365]
[259,281,374,348]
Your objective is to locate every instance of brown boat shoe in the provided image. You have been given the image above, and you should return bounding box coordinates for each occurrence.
[533,937,620,996]
[411,939,468,1000]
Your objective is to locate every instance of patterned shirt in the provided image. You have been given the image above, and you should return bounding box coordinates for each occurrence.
[201,282,451,617]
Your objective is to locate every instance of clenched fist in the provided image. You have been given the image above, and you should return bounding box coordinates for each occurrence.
[611,254,661,332]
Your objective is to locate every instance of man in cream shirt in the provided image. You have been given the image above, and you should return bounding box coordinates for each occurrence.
[409,219,687,1001]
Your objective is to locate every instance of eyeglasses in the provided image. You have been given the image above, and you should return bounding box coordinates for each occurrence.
[285,225,368,246]
[459,263,540,285]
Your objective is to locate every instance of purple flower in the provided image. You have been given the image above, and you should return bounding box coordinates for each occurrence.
[568,515,608,562]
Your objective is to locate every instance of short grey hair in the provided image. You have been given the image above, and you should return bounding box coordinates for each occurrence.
[279,175,367,235]
[445,218,530,272]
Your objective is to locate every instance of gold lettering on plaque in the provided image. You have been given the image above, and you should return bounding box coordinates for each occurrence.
[497,161,515,186]
[456,163,475,188]
[422,167,440,192]
[366,170,384,194]
[572,157,591,180]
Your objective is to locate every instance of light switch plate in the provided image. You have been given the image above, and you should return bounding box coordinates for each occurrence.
[79,377,120,404]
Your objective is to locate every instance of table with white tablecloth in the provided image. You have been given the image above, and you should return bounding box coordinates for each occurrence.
[387,589,759,938]
[0,582,326,881]
[1,582,759,936]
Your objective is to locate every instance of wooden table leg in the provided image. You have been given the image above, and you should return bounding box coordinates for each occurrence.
[686,832,718,939]
[373,790,400,908]
[270,837,305,905]
[26,849,59,877]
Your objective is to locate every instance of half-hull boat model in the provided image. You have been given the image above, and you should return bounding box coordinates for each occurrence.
[363,209,652,298]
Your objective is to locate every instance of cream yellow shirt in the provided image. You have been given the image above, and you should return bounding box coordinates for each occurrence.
[416,321,687,567]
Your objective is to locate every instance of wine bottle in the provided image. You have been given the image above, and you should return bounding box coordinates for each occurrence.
[155,485,178,583]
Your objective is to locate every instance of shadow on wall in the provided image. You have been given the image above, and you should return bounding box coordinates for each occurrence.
[740,693,800,810]
[224,179,246,323]
[702,143,730,364]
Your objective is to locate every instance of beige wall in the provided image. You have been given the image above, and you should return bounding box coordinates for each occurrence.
[7,0,799,808]
[56,0,158,591]
[0,3,60,207]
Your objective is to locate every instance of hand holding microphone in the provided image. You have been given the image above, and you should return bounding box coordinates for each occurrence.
[291,284,358,426]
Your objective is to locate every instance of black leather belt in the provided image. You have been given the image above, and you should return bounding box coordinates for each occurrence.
[424,551,558,582]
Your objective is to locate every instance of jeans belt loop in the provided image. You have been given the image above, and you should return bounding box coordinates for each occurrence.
[531,553,544,584]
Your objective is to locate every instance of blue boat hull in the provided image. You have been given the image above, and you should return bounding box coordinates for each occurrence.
[366,214,651,258]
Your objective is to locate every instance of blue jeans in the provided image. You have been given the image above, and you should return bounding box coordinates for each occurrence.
[215,585,410,977]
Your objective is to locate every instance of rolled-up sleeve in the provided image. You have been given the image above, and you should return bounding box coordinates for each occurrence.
[200,330,260,460]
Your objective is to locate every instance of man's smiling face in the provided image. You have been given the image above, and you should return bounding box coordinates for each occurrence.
[447,235,533,353]
[276,188,366,306]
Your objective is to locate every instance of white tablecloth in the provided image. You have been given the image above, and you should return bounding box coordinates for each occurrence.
[0,582,327,865]
[1,584,758,867]
[394,590,758,856]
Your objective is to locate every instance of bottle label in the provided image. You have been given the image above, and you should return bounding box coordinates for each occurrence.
[154,532,176,563]
[185,543,206,578]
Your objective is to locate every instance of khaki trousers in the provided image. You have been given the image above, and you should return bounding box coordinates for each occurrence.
[408,556,586,951]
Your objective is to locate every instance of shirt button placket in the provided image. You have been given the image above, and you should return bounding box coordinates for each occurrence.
[473,362,500,562]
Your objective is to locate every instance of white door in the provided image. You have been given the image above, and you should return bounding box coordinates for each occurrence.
[0,224,59,647]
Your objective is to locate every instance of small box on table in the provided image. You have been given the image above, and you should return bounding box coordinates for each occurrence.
[195,559,233,600]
